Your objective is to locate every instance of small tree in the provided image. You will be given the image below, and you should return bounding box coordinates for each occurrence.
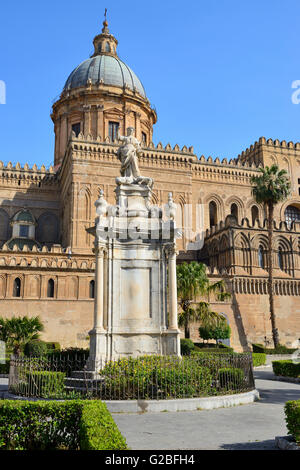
[199,317,231,346]
[0,316,44,356]
[177,261,230,338]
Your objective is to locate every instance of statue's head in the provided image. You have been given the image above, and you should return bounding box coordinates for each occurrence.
[126,127,135,136]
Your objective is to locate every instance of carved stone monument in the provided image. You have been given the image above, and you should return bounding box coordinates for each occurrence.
[86,128,180,369]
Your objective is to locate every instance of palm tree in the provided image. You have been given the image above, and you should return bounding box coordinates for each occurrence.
[251,165,291,348]
[0,316,44,356]
[176,261,230,338]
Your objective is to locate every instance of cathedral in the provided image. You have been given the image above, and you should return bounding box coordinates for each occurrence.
[0,19,299,351]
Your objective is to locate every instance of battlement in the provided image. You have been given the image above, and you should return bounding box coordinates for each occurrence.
[0,161,58,185]
[237,136,300,162]
[205,214,300,238]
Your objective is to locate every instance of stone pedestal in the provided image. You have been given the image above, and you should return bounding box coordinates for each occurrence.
[86,177,180,369]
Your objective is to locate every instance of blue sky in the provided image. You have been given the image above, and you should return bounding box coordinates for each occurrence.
[0,0,300,167]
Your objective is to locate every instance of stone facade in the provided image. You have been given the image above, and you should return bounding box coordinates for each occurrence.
[0,19,299,352]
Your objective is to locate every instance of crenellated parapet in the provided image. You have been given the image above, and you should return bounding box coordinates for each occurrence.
[0,161,58,186]
[0,243,95,271]
[199,214,300,280]
[237,136,300,166]
[204,214,300,239]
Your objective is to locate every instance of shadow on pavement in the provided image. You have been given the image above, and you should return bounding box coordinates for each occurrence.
[221,439,277,450]
[258,387,300,405]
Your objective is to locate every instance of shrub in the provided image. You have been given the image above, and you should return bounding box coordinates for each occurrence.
[252,353,266,367]
[285,400,300,445]
[99,356,212,399]
[218,367,245,390]
[252,343,265,353]
[24,340,48,357]
[45,342,60,351]
[252,343,297,355]
[194,342,234,352]
[48,347,89,360]
[180,338,195,355]
[0,400,127,450]
[272,360,300,378]
[0,361,9,374]
[18,371,66,398]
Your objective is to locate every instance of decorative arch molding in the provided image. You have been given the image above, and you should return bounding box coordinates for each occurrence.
[37,212,60,244]
[226,196,245,214]
[204,194,225,224]
[251,233,269,250]
[77,186,91,221]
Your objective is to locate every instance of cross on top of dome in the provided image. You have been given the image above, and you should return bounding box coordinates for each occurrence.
[92,9,118,57]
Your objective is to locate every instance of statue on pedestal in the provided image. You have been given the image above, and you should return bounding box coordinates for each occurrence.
[116,127,153,187]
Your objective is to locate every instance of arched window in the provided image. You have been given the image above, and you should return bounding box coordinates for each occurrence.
[230,203,238,220]
[13,277,21,297]
[251,205,259,225]
[209,201,217,228]
[89,280,95,299]
[47,279,54,298]
[105,42,111,52]
[285,205,300,227]
[258,245,265,269]
[278,247,283,270]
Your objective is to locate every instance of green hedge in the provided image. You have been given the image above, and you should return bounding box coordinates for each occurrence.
[0,361,10,374]
[193,348,233,354]
[24,340,48,357]
[11,371,66,398]
[0,400,127,450]
[180,338,195,355]
[195,343,233,352]
[252,343,297,355]
[218,367,245,390]
[99,356,212,399]
[272,360,300,378]
[285,400,300,445]
[252,353,266,367]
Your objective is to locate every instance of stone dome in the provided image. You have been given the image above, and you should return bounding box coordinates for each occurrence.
[63,54,146,98]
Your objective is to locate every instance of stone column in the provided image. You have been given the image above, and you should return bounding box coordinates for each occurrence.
[96,104,104,139]
[168,244,178,330]
[94,243,105,331]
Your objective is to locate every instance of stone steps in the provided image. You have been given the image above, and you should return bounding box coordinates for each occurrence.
[70,370,102,380]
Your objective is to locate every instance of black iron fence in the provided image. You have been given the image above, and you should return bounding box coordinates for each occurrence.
[8,353,255,400]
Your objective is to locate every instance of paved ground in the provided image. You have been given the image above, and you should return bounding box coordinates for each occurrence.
[1,369,299,450]
[112,369,300,450]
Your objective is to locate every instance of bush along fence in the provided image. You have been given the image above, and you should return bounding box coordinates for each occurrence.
[272,360,300,379]
[8,353,255,400]
[0,400,127,450]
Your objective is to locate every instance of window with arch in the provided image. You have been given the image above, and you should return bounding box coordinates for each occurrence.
[47,279,54,298]
[251,205,259,225]
[285,205,300,227]
[258,245,265,269]
[105,42,111,52]
[278,247,283,271]
[209,201,217,228]
[230,203,238,220]
[13,277,21,297]
[89,280,95,299]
